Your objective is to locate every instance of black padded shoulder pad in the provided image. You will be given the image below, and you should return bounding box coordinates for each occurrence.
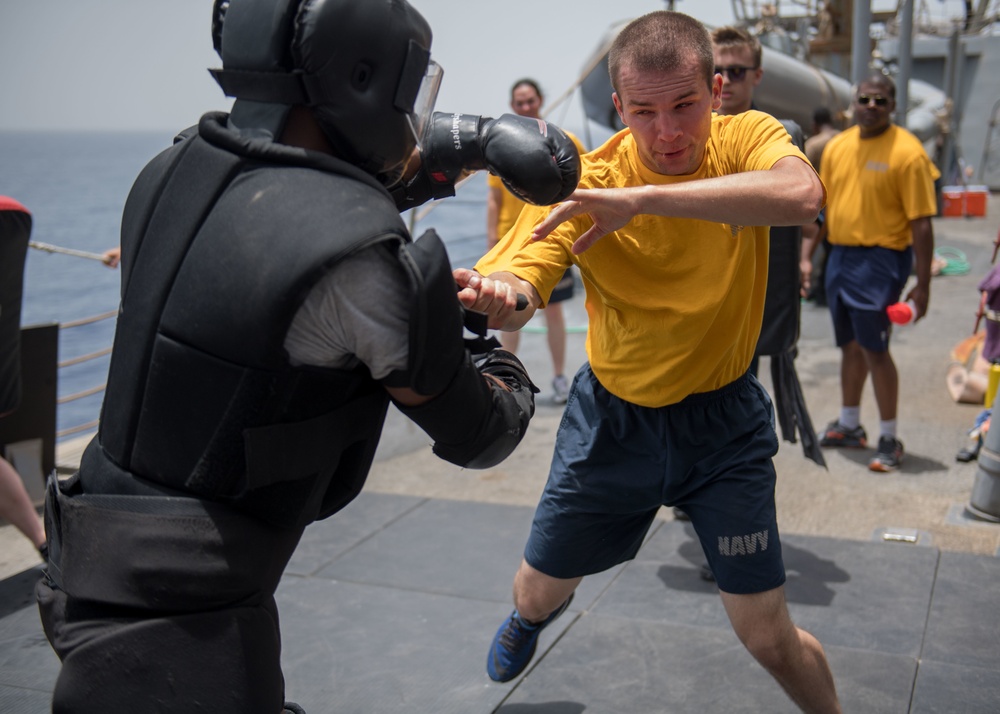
[778,119,805,151]
[389,229,466,395]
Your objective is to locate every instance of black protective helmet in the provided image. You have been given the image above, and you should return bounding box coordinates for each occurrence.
[210,0,441,183]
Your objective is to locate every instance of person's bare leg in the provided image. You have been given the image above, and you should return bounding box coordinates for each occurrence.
[839,340,868,409]
[512,559,581,622]
[500,329,520,355]
[861,347,898,422]
[0,456,45,549]
[721,587,841,714]
[543,303,567,379]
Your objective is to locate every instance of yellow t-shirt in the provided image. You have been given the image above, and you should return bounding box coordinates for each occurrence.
[821,125,939,250]
[476,111,813,407]
[487,131,587,237]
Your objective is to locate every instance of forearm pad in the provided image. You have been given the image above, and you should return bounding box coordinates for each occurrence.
[396,349,537,469]
[389,165,456,212]
[389,113,482,211]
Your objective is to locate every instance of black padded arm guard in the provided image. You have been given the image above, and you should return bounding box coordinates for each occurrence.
[388,113,484,211]
[389,166,456,212]
[396,348,538,469]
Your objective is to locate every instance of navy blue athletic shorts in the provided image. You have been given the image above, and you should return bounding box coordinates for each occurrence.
[524,365,786,595]
[548,269,575,304]
[826,244,913,352]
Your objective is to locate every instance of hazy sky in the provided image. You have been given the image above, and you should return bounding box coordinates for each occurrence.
[0,0,973,134]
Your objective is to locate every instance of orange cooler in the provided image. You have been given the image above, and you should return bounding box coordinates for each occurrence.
[965,185,988,217]
[941,186,964,217]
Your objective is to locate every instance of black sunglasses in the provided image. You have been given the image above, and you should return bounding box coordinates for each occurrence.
[856,94,890,107]
[714,65,758,82]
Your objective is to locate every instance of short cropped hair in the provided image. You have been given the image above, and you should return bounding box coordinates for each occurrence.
[710,26,762,68]
[856,72,896,99]
[608,11,714,93]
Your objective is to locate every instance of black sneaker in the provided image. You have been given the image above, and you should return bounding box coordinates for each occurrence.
[818,420,868,448]
[869,436,904,472]
[486,594,574,682]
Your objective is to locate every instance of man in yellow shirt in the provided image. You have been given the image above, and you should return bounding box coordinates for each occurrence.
[817,73,938,472]
[486,78,587,404]
[456,11,840,712]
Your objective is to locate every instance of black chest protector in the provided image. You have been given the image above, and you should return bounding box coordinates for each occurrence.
[755,118,805,357]
[87,113,412,528]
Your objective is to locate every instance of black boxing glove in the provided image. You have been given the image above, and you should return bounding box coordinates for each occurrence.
[477,114,581,205]
[394,112,580,211]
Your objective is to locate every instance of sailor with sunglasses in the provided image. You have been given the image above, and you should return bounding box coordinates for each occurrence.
[817,73,939,472]
[710,26,764,118]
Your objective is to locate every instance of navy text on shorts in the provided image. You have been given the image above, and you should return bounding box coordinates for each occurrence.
[525,364,786,595]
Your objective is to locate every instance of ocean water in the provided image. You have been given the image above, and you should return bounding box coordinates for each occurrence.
[0,130,491,440]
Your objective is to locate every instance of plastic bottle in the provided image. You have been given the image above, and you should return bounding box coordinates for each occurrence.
[886,299,917,325]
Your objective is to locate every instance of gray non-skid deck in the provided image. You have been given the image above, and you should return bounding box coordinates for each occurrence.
[2,491,999,713]
[4,192,1000,712]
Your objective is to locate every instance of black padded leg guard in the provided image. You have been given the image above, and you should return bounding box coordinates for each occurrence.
[38,576,286,714]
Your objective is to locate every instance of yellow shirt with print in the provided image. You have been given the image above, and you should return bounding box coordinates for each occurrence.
[476,111,815,407]
[487,131,587,237]
[820,124,939,251]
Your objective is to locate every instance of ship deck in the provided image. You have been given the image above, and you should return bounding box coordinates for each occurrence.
[2,193,999,713]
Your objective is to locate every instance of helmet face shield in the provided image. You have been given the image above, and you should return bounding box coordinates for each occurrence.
[407,59,443,149]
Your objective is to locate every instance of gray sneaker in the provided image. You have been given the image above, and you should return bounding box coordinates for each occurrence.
[552,374,570,405]
[818,419,868,448]
[869,436,904,472]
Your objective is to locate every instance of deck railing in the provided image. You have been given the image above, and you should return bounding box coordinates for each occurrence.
[54,310,116,440]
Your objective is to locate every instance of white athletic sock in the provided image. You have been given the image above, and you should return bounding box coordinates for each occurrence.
[879,420,897,439]
[840,406,861,430]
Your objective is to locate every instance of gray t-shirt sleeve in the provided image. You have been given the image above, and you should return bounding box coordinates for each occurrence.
[284,242,410,379]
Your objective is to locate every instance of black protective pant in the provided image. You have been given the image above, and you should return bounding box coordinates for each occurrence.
[37,474,304,713]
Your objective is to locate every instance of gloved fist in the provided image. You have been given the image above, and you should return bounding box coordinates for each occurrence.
[423,112,581,205]
[476,349,539,398]
[476,347,538,417]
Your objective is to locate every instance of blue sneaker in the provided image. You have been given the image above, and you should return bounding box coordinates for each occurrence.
[486,594,574,682]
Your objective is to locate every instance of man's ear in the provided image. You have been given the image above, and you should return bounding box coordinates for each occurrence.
[612,92,627,126]
[711,75,723,111]
[752,67,764,88]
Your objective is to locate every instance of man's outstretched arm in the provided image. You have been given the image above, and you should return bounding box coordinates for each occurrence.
[534,156,824,254]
